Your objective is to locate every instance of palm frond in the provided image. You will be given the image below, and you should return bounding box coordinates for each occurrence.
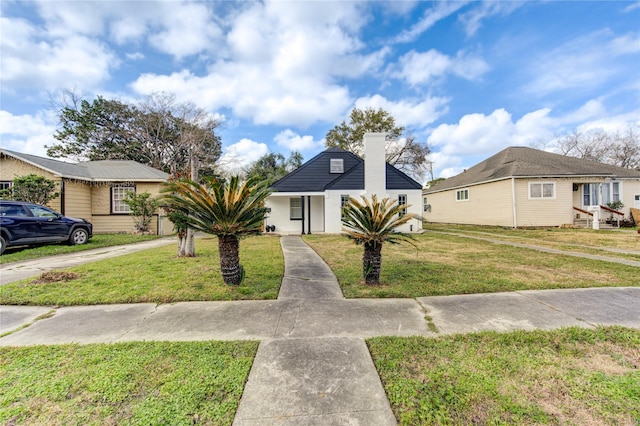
[160,176,272,237]
[341,194,415,247]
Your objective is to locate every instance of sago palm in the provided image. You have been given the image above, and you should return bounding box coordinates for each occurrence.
[341,195,414,285]
[161,176,271,285]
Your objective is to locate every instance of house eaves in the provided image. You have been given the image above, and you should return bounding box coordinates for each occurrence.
[1,149,168,182]
[425,146,640,194]
[424,173,629,195]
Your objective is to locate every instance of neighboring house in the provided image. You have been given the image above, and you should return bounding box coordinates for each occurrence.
[265,133,423,234]
[423,146,640,228]
[0,149,171,235]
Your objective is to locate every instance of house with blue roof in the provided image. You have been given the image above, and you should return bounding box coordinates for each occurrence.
[265,133,424,234]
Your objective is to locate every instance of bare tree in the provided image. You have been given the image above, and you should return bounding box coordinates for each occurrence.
[556,126,640,170]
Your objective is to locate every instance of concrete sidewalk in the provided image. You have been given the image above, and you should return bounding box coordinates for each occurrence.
[1,236,639,425]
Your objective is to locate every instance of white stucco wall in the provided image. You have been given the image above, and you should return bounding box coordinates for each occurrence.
[265,194,325,234]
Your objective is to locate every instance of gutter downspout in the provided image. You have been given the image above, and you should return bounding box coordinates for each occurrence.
[511,177,517,228]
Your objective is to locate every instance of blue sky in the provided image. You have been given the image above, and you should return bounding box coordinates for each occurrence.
[1,1,639,181]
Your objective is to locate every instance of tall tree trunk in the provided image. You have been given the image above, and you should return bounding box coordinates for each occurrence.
[183,153,199,257]
[184,228,196,257]
[363,242,382,285]
[177,232,186,257]
[218,235,243,285]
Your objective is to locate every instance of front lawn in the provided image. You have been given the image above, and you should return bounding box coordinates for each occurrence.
[0,234,163,264]
[424,223,640,262]
[303,233,640,298]
[0,340,258,425]
[368,326,640,425]
[0,235,283,305]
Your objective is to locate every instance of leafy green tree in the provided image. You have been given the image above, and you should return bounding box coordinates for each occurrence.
[161,176,272,285]
[325,107,430,179]
[341,195,415,285]
[245,151,303,186]
[48,92,222,176]
[122,191,159,233]
[0,174,59,205]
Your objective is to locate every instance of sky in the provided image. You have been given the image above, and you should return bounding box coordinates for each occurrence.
[1,0,639,182]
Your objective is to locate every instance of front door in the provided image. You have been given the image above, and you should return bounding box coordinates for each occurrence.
[635,194,640,209]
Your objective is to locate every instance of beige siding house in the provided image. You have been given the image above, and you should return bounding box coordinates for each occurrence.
[424,147,640,228]
[0,149,171,235]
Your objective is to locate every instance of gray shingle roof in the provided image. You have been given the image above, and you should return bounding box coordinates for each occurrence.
[270,147,422,192]
[426,146,640,193]
[1,149,168,182]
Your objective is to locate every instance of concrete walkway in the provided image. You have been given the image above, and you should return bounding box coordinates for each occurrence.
[1,236,640,425]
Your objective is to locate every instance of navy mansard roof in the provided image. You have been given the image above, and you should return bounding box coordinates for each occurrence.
[270,147,422,192]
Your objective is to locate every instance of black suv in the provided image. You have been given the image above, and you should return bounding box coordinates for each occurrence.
[0,201,93,255]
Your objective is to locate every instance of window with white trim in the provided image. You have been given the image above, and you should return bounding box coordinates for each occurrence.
[602,182,620,205]
[529,182,555,199]
[0,181,11,197]
[340,195,350,219]
[112,185,135,213]
[583,183,598,206]
[398,194,407,216]
[290,197,302,220]
[456,189,469,201]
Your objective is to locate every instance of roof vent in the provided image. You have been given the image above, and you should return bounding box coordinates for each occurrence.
[330,158,344,173]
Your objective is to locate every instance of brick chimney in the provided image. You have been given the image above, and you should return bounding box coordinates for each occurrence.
[363,132,387,197]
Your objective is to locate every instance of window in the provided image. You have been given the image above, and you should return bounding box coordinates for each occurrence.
[0,181,11,192]
[583,183,598,206]
[341,195,350,219]
[330,158,344,173]
[290,197,302,220]
[602,182,620,205]
[456,189,469,201]
[529,182,555,199]
[423,196,430,212]
[28,205,58,218]
[398,194,407,216]
[112,185,135,213]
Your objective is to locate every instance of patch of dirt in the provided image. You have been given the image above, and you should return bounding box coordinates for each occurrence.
[31,271,80,284]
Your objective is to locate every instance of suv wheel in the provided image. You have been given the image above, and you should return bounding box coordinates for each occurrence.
[69,228,89,245]
[0,235,6,255]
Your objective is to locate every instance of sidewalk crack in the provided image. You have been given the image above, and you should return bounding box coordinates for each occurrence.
[116,303,161,341]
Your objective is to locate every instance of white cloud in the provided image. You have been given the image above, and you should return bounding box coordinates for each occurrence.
[459,1,524,36]
[147,2,223,59]
[355,94,449,129]
[391,49,489,86]
[274,130,323,152]
[525,30,640,95]
[126,52,145,61]
[428,108,556,157]
[218,138,269,174]
[394,1,469,43]
[0,16,116,92]
[0,111,57,157]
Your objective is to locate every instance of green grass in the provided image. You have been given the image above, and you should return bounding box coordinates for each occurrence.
[368,326,640,425]
[303,233,640,298]
[0,235,283,305]
[424,223,640,261]
[0,340,258,426]
[0,234,162,264]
